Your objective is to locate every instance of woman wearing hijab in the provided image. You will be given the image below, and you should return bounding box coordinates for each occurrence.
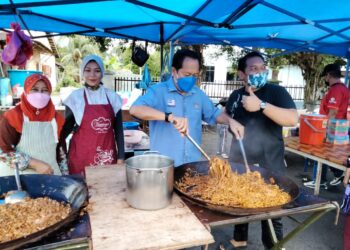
[61,55,124,176]
[0,74,65,176]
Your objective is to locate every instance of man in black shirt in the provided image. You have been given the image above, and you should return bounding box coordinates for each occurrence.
[225,51,298,249]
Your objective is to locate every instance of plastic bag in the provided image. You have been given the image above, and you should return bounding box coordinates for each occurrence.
[1,23,33,67]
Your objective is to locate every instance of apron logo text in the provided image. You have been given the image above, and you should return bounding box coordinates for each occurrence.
[91,117,111,133]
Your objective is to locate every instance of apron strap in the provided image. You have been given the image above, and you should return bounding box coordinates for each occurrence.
[23,114,29,122]
[84,87,113,108]
[51,118,58,143]
[83,89,89,104]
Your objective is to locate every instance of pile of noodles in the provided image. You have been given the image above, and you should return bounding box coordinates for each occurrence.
[176,157,291,208]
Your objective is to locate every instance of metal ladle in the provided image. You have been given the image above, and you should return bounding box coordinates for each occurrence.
[5,162,30,204]
[185,134,211,161]
[172,119,211,161]
[238,138,251,173]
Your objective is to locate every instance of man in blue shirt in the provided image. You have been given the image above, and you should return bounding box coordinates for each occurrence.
[130,49,230,167]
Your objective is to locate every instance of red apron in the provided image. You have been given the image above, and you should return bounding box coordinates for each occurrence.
[68,91,117,175]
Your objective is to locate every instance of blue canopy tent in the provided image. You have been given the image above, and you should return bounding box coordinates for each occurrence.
[0,0,237,72]
[1,0,350,79]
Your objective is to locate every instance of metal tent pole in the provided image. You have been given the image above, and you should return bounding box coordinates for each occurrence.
[345,58,350,88]
[160,22,164,74]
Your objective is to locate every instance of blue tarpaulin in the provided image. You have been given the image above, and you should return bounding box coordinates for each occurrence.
[1,0,350,57]
[138,64,152,89]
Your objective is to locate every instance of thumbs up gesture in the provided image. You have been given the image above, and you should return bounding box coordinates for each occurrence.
[241,87,262,112]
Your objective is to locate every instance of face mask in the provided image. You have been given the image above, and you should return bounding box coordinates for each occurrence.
[26,93,51,109]
[247,71,268,89]
[176,76,197,92]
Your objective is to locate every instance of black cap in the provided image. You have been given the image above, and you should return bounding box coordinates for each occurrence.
[321,63,341,77]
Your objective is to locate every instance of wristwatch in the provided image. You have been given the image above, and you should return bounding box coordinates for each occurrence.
[165,112,172,123]
[260,101,267,111]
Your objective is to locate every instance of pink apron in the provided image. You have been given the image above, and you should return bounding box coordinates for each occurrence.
[68,91,117,175]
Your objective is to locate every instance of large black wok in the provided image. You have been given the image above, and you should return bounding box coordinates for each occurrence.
[174,161,300,215]
[0,174,88,250]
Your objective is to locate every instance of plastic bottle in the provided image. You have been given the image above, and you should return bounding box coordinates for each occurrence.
[5,94,13,106]
[217,124,229,158]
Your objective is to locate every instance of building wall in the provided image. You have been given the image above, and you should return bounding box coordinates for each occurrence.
[278,65,305,86]
[26,51,57,89]
[203,46,231,82]
[202,46,305,87]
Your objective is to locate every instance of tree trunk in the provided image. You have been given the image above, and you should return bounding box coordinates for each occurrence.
[271,69,279,81]
[288,53,326,108]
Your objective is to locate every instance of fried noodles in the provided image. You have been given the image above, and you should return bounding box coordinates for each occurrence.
[176,157,291,208]
[0,197,72,243]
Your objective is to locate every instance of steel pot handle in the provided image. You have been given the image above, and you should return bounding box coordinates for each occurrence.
[143,151,160,155]
[134,168,164,173]
[303,118,326,133]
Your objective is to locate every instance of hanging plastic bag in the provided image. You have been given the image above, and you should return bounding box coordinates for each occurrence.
[131,41,149,67]
[137,64,152,90]
[1,23,33,67]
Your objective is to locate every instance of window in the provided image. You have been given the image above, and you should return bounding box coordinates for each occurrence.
[204,66,215,82]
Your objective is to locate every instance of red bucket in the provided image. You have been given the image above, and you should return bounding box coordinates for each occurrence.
[299,114,328,145]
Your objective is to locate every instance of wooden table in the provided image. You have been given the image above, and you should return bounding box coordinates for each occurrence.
[85,166,214,250]
[284,136,349,195]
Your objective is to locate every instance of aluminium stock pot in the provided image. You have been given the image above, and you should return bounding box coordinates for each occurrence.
[125,153,174,210]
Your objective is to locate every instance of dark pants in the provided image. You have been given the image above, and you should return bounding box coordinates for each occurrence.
[234,218,283,249]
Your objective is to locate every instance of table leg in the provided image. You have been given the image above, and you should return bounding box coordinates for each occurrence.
[314,161,322,195]
[271,209,332,250]
[267,219,278,244]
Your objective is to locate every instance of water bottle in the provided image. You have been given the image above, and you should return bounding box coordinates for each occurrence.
[217,124,229,159]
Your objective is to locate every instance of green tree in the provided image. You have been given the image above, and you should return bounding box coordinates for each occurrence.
[120,46,140,75]
[147,51,161,78]
[57,35,101,89]
[284,52,345,105]
[265,49,289,82]
[89,37,113,53]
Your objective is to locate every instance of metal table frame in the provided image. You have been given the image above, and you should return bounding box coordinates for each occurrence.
[285,146,346,195]
[182,190,340,250]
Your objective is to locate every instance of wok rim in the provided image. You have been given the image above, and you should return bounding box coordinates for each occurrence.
[0,207,81,249]
[0,174,88,249]
[174,160,300,215]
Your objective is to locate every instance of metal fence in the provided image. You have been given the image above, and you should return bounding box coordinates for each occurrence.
[114,77,160,92]
[114,77,304,101]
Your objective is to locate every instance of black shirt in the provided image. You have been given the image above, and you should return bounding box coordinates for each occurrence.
[225,84,296,172]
